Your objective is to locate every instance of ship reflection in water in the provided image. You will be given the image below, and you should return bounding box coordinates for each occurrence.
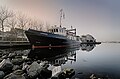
[28,48,77,63]
[28,44,96,64]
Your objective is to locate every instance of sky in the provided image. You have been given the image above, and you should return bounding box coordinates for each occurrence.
[0,0,120,41]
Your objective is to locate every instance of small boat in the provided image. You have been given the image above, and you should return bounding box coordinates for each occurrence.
[80,34,101,44]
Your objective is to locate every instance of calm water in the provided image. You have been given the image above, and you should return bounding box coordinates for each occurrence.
[63,43,120,79]
[0,43,120,79]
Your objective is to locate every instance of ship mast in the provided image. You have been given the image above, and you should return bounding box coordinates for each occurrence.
[60,9,65,27]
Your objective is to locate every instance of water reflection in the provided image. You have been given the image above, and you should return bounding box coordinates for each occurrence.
[28,48,77,66]
[80,44,96,52]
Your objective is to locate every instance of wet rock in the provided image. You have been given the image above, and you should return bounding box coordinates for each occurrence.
[42,63,49,69]
[58,72,66,79]
[12,65,22,71]
[40,69,52,78]
[8,53,16,58]
[13,70,24,75]
[22,50,29,56]
[22,56,27,59]
[0,51,2,55]
[1,55,8,59]
[11,58,24,65]
[16,51,23,56]
[0,59,13,72]
[2,52,9,56]
[22,62,30,72]
[90,74,96,79]
[0,71,5,79]
[51,77,58,79]
[22,56,30,62]
[37,60,41,64]
[26,61,32,65]
[4,70,26,79]
[0,54,2,58]
[27,62,42,79]
[63,68,75,78]
[15,56,22,58]
[51,72,66,79]
[0,58,3,62]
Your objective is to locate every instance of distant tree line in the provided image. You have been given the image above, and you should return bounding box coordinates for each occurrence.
[0,6,51,41]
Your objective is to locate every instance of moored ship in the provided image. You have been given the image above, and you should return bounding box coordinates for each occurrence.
[25,9,81,49]
[25,26,81,49]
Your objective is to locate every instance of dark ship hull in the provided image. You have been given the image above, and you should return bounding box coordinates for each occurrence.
[25,29,80,49]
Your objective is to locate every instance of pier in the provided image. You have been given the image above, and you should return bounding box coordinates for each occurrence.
[0,41,30,48]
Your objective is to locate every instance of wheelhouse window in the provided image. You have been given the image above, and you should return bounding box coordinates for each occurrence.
[51,29,53,32]
[54,29,56,32]
[56,29,58,32]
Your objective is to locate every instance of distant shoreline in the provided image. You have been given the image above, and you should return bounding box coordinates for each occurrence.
[101,41,120,43]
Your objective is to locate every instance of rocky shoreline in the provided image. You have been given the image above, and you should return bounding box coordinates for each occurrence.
[0,49,77,79]
[0,49,53,79]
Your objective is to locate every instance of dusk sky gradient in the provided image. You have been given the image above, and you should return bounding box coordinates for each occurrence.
[0,0,120,41]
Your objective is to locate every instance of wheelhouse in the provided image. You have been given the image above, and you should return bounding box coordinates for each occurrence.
[48,26,67,36]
